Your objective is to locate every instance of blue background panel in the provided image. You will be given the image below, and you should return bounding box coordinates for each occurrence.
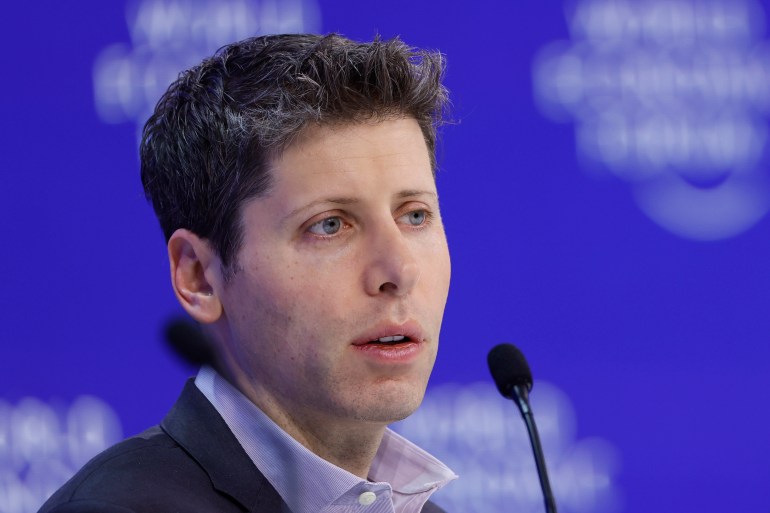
[2,1,769,512]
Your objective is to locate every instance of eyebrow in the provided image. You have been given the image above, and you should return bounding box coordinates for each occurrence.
[282,197,359,224]
[397,189,437,200]
[283,189,437,223]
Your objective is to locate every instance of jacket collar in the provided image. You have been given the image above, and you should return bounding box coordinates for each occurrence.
[160,378,286,512]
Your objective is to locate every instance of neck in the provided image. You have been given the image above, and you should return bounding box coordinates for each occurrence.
[282,414,386,478]
[222,366,386,478]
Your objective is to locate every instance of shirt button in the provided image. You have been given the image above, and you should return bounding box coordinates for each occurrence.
[358,491,377,506]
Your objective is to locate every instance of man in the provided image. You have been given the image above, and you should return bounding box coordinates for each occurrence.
[39,33,454,513]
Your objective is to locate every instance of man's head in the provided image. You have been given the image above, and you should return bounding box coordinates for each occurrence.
[141,33,448,280]
[141,34,451,451]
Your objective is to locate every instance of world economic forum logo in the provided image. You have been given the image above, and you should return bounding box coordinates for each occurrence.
[93,0,321,139]
[393,382,621,513]
[533,0,770,240]
[0,397,123,513]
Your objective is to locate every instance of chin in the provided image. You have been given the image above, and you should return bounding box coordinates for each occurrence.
[351,405,420,424]
[347,380,427,424]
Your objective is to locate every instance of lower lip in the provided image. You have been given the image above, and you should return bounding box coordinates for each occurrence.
[352,341,422,363]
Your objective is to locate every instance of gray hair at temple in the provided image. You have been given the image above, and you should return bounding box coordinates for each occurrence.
[140,33,449,280]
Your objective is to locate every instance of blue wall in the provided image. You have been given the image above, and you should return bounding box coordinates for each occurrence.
[2,1,769,512]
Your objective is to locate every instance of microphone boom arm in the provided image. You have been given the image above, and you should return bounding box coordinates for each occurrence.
[511,384,558,513]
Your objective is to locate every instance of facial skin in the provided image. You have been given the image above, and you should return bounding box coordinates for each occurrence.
[170,117,451,476]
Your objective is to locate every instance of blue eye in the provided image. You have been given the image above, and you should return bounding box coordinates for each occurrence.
[308,216,343,235]
[403,210,427,226]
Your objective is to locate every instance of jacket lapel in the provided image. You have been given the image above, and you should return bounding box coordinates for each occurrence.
[160,379,287,512]
[160,379,446,513]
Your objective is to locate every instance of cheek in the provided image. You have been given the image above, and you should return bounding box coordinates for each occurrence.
[423,239,451,292]
[246,258,352,342]
[225,260,307,347]
[289,253,363,309]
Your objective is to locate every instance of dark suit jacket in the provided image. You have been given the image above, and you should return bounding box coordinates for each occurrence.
[38,380,447,513]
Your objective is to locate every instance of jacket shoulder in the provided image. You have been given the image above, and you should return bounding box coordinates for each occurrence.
[38,426,241,513]
[422,500,449,513]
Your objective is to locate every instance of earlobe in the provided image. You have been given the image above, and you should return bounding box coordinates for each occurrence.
[168,229,224,324]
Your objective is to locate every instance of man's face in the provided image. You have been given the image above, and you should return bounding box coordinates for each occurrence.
[214,117,451,431]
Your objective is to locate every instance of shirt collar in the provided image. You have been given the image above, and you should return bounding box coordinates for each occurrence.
[195,366,456,513]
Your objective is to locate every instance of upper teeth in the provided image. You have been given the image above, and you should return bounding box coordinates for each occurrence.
[377,335,405,343]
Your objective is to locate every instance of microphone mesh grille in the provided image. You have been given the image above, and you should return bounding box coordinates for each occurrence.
[487,343,533,398]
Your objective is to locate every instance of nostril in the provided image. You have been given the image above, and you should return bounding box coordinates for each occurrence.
[379,282,398,293]
[364,238,420,297]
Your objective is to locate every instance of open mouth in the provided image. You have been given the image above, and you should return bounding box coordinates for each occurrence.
[365,335,412,346]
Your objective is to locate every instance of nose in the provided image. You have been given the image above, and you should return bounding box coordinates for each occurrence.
[363,221,420,297]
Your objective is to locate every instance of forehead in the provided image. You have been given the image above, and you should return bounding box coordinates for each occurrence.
[265,117,435,196]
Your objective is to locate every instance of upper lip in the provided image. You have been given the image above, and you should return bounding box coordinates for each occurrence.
[350,320,426,346]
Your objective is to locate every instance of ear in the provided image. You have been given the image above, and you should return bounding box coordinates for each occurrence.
[168,229,224,324]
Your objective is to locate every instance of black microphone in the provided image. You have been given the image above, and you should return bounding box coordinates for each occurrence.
[488,343,558,513]
[164,318,216,367]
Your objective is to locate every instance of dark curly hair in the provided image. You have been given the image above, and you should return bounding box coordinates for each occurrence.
[140,33,449,279]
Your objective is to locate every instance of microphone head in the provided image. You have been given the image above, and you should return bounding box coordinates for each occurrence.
[487,343,533,398]
[164,318,216,367]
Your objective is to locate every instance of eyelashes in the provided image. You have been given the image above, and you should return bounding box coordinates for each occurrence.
[304,207,435,241]
[307,216,347,236]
